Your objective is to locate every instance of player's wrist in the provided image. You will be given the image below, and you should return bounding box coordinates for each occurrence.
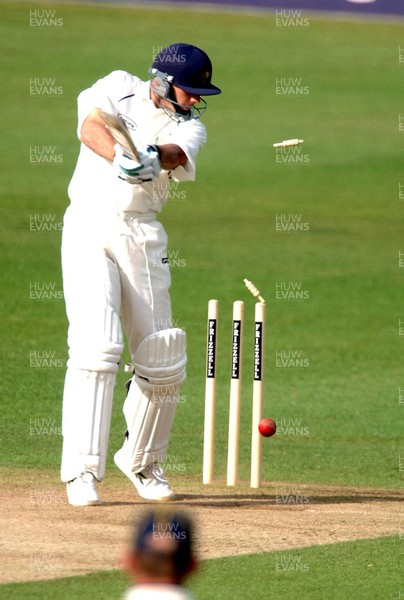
[149,144,161,161]
[112,143,160,184]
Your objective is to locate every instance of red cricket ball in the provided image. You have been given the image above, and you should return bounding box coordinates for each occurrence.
[258,418,276,437]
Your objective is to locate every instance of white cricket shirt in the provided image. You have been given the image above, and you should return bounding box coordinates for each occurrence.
[67,70,207,215]
[123,584,194,599]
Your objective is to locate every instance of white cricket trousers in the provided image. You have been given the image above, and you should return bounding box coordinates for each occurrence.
[60,206,172,482]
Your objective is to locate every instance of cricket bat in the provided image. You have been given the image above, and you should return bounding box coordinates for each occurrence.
[99,110,140,161]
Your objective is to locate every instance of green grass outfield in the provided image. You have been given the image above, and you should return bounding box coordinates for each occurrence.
[0,537,402,599]
[0,2,403,597]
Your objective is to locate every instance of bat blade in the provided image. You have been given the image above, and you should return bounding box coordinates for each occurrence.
[99,110,140,161]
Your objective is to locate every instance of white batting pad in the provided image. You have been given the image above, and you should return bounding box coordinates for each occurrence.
[61,369,116,482]
[132,328,187,387]
[119,328,186,471]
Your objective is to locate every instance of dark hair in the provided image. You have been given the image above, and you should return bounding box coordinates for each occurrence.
[134,509,194,578]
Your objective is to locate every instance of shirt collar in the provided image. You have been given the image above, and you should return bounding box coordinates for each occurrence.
[138,80,152,101]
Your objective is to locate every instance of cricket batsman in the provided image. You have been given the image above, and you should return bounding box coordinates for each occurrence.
[61,43,221,506]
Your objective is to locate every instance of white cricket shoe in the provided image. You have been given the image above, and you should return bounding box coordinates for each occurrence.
[114,450,176,502]
[66,472,100,507]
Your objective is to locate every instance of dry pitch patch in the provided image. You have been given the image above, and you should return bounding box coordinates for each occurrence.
[0,469,402,584]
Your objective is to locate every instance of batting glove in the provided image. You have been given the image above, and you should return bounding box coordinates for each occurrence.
[113,144,160,184]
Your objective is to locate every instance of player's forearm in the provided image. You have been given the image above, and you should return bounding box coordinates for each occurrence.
[80,109,115,160]
[156,144,187,170]
[80,111,187,170]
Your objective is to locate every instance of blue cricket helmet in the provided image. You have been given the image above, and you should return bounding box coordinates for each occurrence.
[151,43,221,96]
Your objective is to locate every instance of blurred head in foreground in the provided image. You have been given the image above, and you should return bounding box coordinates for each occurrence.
[123,508,198,599]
